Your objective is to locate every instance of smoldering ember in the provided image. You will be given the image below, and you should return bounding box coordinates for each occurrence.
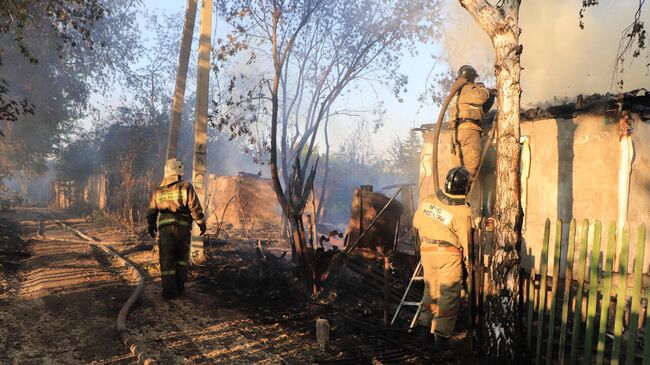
[1,1,650,364]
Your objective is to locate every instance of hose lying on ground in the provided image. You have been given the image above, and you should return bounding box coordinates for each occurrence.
[50,216,156,365]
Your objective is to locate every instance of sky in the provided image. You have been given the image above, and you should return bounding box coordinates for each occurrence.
[99,0,650,159]
[107,0,445,156]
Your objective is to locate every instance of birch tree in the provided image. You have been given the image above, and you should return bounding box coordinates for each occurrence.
[457,0,523,360]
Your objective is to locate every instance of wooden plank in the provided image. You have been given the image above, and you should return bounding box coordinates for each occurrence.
[611,223,630,365]
[595,222,616,364]
[527,266,537,356]
[558,219,576,365]
[546,219,564,365]
[584,220,603,365]
[625,224,646,365]
[535,218,552,365]
[569,220,591,365]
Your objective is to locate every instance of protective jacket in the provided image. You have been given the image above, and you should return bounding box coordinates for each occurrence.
[449,82,492,129]
[146,176,205,229]
[413,190,471,251]
[413,189,472,338]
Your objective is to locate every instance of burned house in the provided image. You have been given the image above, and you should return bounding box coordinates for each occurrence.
[205,173,283,232]
[419,89,650,271]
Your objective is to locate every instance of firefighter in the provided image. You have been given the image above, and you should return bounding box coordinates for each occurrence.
[448,65,495,180]
[413,166,472,347]
[147,158,206,299]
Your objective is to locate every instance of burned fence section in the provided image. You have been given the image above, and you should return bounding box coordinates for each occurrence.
[523,219,649,364]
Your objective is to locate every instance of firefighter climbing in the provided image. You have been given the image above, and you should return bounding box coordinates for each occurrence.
[412,166,473,348]
[448,65,495,180]
[147,158,207,299]
[430,65,495,195]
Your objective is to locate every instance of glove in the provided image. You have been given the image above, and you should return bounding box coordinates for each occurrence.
[148,225,157,238]
[198,222,207,236]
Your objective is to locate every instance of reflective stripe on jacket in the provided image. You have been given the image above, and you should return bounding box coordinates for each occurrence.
[146,176,205,228]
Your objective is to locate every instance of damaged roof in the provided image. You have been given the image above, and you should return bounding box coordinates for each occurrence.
[415,89,650,133]
[520,89,650,121]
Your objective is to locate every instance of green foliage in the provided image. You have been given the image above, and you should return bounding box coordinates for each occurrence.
[0,0,141,178]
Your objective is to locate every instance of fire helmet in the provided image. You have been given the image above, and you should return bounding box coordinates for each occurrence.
[457,65,478,82]
[164,158,184,177]
[444,166,470,196]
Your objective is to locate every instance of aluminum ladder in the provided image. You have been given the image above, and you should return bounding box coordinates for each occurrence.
[390,259,424,329]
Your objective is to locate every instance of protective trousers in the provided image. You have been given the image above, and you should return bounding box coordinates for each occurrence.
[418,247,463,338]
[158,224,191,299]
[454,127,482,180]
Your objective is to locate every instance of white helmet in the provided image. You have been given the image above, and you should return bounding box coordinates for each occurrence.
[164,158,184,177]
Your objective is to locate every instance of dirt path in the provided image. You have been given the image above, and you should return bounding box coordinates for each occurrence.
[0,208,135,364]
[0,208,324,364]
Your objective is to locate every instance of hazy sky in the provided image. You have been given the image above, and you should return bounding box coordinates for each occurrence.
[110,0,649,158]
[134,0,444,155]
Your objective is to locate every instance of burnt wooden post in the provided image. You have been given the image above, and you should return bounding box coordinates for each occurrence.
[383,253,391,326]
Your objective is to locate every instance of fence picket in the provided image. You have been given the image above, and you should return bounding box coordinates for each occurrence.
[558,219,576,365]
[643,264,650,365]
[595,222,616,364]
[546,220,564,365]
[625,224,646,365]
[527,266,536,356]
[611,223,630,365]
[584,221,603,364]
[569,220,591,365]
[535,219,552,365]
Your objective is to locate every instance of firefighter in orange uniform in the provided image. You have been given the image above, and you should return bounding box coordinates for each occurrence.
[413,166,472,347]
[448,65,495,180]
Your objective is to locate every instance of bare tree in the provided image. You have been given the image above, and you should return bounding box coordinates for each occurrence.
[457,0,523,360]
[581,0,648,89]
[215,0,441,291]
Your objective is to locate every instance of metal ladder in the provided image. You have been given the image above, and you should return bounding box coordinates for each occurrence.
[390,259,424,329]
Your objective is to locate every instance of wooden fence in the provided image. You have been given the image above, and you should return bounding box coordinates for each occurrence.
[524,219,648,364]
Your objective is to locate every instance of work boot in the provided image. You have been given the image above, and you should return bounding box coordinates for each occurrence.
[176,262,188,295]
[432,335,450,352]
[161,274,178,300]
[413,326,435,346]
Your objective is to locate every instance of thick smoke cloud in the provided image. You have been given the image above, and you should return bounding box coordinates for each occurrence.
[443,1,650,106]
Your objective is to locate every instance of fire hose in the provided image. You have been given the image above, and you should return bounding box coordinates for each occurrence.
[49,216,156,364]
[431,78,468,192]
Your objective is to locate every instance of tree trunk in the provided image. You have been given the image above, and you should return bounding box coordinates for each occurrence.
[267,6,320,294]
[290,213,317,293]
[483,33,522,360]
[458,0,522,361]
[166,0,198,160]
[316,109,331,224]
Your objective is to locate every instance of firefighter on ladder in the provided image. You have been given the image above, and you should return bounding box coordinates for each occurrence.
[413,166,473,348]
[448,65,495,181]
[147,158,206,299]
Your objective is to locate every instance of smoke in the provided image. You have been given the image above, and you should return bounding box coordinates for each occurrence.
[442,1,650,106]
